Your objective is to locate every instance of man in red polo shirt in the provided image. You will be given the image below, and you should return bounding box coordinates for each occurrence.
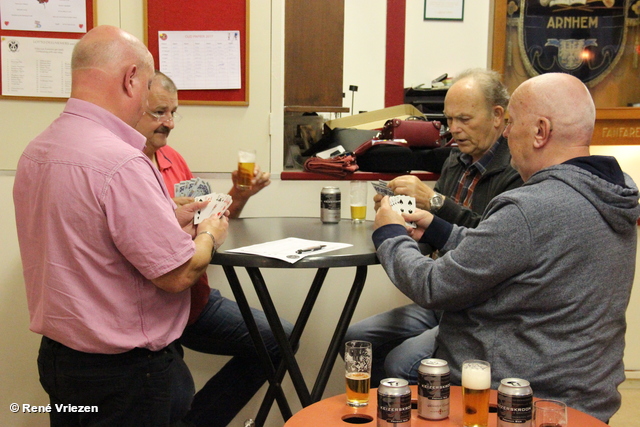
[136,70,292,427]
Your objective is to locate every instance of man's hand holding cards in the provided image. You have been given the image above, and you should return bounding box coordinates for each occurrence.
[389,195,417,229]
[371,179,394,197]
[194,193,232,224]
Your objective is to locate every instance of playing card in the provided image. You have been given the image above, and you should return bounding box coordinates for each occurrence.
[194,193,232,224]
[195,178,211,197]
[186,178,198,197]
[175,181,188,197]
[389,195,417,228]
[371,179,394,196]
[174,178,212,198]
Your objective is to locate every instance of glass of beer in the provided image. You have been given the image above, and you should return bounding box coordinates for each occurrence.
[344,340,372,407]
[462,359,491,427]
[533,399,567,427]
[350,181,368,223]
[237,149,256,189]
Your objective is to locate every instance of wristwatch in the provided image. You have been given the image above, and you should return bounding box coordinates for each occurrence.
[429,192,445,213]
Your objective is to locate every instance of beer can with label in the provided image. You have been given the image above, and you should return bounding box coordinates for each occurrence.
[417,358,450,420]
[377,378,411,427]
[320,186,341,223]
[497,378,533,427]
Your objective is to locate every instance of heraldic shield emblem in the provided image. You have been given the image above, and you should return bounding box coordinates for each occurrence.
[518,0,628,86]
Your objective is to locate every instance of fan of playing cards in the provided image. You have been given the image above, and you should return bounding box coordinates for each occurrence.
[174,177,212,198]
[388,195,417,228]
[194,193,232,224]
[371,180,417,228]
[173,178,232,225]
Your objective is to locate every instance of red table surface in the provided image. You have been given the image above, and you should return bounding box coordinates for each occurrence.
[284,385,607,427]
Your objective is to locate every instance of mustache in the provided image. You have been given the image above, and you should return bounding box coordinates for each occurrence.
[155,126,171,134]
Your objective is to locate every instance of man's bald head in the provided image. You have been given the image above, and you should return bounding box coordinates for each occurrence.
[71,25,153,76]
[511,73,595,146]
[70,25,154,127]
[505,73,594,181]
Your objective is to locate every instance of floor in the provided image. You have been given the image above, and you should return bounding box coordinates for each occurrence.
[609,379,640,427]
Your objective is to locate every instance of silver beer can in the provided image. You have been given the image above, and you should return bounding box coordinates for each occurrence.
[497,378,533,427]
[417,358,450,420]
[320,186,341,223]
[377,378,411,427]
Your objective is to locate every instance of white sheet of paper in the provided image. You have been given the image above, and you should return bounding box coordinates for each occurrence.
[1,36,77,97]
[158,30,241,90]
[226,237,352,264]
[1,0,87,33]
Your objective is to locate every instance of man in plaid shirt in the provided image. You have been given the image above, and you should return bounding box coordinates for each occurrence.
[345,68,522,385]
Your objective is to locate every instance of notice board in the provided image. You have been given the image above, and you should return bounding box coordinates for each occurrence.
[0,0,95,101]
[144,0,249,106]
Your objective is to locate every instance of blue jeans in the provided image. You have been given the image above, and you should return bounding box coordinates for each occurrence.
[342,304,441,386]
[181,289,294,427]
[38,336,194,427]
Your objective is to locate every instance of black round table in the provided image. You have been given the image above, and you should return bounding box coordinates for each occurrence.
[211,217,379,426]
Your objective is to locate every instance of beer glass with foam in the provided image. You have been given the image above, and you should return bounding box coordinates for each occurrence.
[462,359,491,427]
[237,149,256,189]
[344,340,372,407]
[349,181,368,223]
[533,399,567,427]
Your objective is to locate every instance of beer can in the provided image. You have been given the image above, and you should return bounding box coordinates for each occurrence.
[497,378,533,427]
[417,358,450,420]
[377,378,411,427]
[320,186,341,223]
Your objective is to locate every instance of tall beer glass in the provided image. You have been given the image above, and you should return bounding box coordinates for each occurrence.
[349,181,368,223]
[237,149,256,189]
[344,340,372,407]
[462,359,491,427]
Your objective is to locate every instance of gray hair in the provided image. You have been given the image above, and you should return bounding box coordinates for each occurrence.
[153,70,178,93]
[452,68,509,111]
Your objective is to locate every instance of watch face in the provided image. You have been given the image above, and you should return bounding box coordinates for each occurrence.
[431,194,444,209]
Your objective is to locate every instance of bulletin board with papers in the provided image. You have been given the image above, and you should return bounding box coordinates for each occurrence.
[0,0,95,100]
[144,0,249,106]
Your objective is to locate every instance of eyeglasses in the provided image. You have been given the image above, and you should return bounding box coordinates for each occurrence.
[146,110,182,123]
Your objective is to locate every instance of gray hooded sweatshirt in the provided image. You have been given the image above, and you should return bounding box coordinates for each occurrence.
[373,156,640,422]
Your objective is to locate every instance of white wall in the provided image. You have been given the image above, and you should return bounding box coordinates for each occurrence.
[341,1,387,115]
[404,0,494,88]
[1,1,639,426]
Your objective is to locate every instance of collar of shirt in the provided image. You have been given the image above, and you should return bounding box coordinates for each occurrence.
[458,139,501,176]
[65,98,147,152]
[156,146,174,173]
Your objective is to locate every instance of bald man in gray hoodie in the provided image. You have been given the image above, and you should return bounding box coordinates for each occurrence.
[372,73,640,423]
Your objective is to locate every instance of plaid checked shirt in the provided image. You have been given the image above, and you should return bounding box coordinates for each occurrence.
[452,140,500,208]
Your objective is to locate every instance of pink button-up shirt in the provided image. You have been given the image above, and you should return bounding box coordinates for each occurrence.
[14,99,195,354]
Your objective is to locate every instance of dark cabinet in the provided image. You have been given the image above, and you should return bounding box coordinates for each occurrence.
[403,87,447,121]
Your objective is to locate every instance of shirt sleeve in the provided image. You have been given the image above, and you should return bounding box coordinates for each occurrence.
[376,198,532,311]
[103,156,195,280]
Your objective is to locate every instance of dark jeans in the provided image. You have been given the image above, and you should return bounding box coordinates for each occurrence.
[38,336,194,427]
[181,289,294,427]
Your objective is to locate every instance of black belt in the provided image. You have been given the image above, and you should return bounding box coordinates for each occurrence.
[42,336,180,361]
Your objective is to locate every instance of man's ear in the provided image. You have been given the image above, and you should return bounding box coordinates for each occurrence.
[492,105,505,127]
[123,64,137,98]
[533,117,552,148]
